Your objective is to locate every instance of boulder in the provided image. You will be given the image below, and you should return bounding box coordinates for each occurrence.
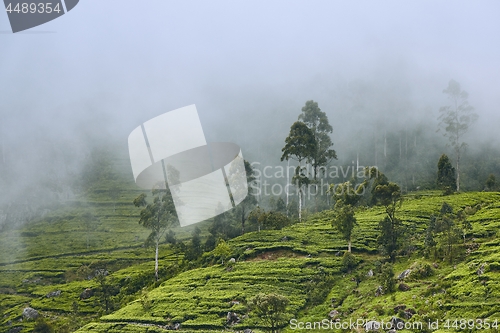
[226,312,241,325]
[390,316,405,330]
[477,263,486,276]
[228,258,236,264]
[398,283,410,291]
[375,285,384,297]
[403,308,416,319]
[397,269,411,280]
[46,290,62,298]
[8,328,23,333]
[80,288,94,299]
[328,310,339,318]
[367,269,374,277]
[393,304,406,313]
[22,307,38,320]
[243,330,254,333]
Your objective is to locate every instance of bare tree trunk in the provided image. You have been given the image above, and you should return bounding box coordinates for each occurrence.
[348,240,351,253]
[155,240,159,281]
[456,150,461,192]
[298,188,302,222]
[286,159,290,216]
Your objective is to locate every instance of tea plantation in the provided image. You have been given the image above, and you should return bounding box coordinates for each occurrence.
[2,191,500,332]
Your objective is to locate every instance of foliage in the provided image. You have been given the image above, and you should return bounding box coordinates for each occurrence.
[485,174,497,191]
[379,262,396,293]
[340,251,358,272]
[298,100,337,180]
[426,202,464,263]
[231,160,258,234]
[33,319,55,333]
[438,79,478,192]
[331,200,357,252]
[281,121,317,221]
[369,170,404,262]
[133,174,179,280]
[437,154,456,194]
[212,239,231,264]
[249,293,290,333]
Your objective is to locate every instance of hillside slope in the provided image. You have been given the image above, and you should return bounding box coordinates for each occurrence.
[72,191,500,333]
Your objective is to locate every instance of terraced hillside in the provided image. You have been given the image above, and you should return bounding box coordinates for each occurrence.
[66,191,500,333]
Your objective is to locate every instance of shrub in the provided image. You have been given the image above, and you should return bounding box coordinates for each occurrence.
[341,252,358,272]
[379,262,396,293]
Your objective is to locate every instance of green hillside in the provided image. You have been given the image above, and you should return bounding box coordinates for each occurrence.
[2,187,500,333]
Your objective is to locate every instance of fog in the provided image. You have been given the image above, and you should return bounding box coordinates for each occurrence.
[1,1,500,227]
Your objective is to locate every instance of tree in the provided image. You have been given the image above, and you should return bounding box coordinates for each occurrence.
[133,173,179,281]
[281,121,316,221]
[232,160,257,234]
[485,174,497,191]
[298,100,337,180]
[427,202,462,263]
[95,270,117,313]
[108,180,120,212]
[438,80,478,192]
[379,262,396,293]
[250,293,290,333]
[332,202,357,253]
[185,226,202,261]
[370,171,403,262]
[437,154,456,194]
[81,211,99,249]
[247,208,289,231]
[33,319,54,333]
[213,238,231,264]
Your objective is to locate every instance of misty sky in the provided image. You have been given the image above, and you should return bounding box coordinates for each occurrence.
[1,0,499,174]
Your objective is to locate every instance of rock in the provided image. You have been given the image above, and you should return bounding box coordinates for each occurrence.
[228,258,236,263]
[281,236,288,241]
[397,269,411,280]
[390,316,405,330]
[8,328,23,333]
[477,263,486,276]
[173,323,181,330]
[403,308,416,319]
[393,304,406,313]
[398,283,410,291]
[432,262,439,269]
[367,269,373,277]
[226,312,241,325]
[335,251,342,257]
[328,310,339,318]
[22,307,38,320]
[386,330,397,333]
[243,330,254,333]
[375,285,384,297]
[306,254,312,258]
[229,300,240,306]
[80,288,94,299]
[94,269,109,277]
[364,320,380,331]
[46,290,62,298]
